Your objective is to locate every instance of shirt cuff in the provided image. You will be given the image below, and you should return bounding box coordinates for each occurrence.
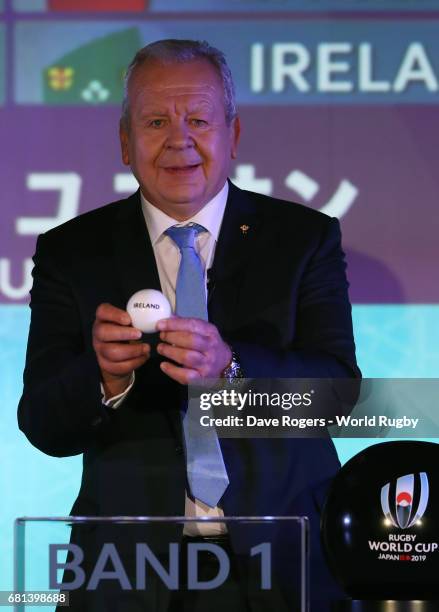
[100,372,135,409]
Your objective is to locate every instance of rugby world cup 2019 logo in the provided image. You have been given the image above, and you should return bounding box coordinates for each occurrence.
[381,473,429,529]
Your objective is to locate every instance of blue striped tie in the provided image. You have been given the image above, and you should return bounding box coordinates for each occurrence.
[165,223,229,508]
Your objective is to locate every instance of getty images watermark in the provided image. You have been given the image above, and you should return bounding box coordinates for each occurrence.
[187,379,438,438]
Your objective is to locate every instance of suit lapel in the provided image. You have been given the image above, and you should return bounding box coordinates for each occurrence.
[208,181,264,331]
[109,190,162,306]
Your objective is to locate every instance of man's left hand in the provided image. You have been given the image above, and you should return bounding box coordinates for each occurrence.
[156,317,232,385]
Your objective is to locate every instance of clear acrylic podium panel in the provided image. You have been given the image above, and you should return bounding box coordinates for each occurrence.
[15,516,309,612]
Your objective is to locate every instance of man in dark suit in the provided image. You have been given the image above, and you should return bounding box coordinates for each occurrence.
[18,39,359,611]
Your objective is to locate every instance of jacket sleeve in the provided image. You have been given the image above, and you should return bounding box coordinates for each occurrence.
[17,233,112,457]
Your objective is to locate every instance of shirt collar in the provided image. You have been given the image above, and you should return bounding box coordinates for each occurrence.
[140,182,229,245]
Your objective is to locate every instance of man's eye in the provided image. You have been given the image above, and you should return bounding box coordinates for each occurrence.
[190,119,208,127]
[148,119,164,128]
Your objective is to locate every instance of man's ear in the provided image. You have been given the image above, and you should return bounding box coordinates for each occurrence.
[119,120,130,166]
[230,115,241,160]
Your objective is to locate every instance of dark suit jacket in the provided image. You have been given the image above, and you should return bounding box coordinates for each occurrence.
[18,180,360,609]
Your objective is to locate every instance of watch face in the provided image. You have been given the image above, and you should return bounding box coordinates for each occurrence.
[221,349,243,381]
[226,357,243,380]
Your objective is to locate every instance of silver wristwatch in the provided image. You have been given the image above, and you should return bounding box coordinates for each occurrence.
[221,348,244,382]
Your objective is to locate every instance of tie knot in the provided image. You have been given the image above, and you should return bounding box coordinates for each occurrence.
[165,223,206,251]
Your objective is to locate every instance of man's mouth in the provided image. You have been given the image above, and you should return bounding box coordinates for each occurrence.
[162,164,201,175]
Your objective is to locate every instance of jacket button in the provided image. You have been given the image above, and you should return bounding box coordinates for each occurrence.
[175,445,183,455]
[91,417,102,427]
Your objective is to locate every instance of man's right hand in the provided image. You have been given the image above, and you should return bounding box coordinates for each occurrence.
[92,303,150,398]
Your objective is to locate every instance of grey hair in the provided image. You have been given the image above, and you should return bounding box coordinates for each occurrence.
[121,39,237,128]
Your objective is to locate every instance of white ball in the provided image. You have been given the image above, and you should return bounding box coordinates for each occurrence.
[126,289,172,333]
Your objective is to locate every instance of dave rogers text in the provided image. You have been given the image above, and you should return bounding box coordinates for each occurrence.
[200,415,326,428]
[199,390,313,411]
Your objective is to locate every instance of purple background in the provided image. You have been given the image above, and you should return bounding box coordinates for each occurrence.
[1,6,439,305]
[1,106,438,303]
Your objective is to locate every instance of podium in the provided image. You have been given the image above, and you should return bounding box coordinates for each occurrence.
[14,516,309,611]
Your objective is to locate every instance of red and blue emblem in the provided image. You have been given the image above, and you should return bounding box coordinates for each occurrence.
[381,472,429,529]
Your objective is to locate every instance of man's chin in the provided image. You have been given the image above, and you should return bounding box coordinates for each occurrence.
[148,188,208,219]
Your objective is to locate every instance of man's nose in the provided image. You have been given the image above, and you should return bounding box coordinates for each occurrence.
[165,120,193,149]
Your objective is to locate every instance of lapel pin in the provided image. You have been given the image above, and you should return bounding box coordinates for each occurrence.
[240,224,250,236]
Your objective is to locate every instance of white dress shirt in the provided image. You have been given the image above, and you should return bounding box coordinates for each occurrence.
[103,182,229,536]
